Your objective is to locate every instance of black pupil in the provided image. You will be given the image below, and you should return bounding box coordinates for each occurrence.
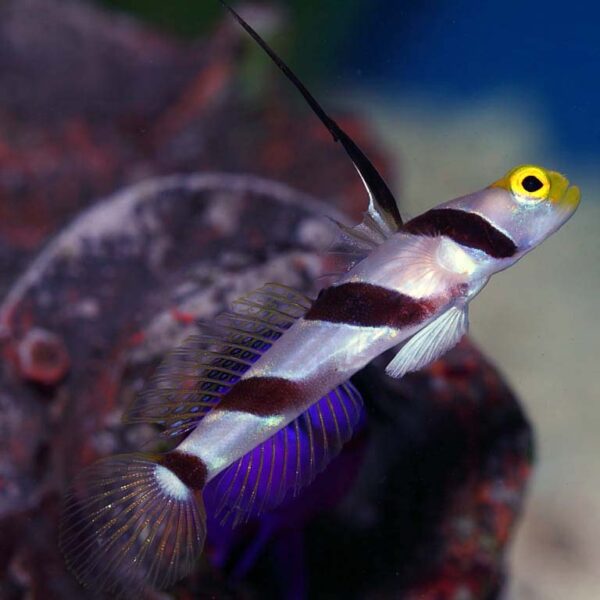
[522,175,543,192]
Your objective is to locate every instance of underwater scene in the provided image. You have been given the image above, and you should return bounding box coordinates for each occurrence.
[0,1,597,598]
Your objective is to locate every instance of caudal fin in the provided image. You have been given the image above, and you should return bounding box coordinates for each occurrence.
[60,453,206,597]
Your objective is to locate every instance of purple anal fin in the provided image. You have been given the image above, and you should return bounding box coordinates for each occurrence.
[205,381,364,526]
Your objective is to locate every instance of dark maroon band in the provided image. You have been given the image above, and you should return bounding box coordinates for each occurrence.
[219,377,305,417]
[304,282,437,328]
[160,451,208,490]
[404,208,517,259]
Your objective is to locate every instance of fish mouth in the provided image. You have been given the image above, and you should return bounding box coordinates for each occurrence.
[548,170,580,213]
[560,184,581,212]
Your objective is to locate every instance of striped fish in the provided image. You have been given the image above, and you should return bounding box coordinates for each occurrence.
[59,3,581,597]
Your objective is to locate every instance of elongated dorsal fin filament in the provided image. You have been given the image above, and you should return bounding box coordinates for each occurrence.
[219,0,403,234]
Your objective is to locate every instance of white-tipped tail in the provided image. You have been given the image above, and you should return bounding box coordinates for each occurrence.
[60,453,206,597]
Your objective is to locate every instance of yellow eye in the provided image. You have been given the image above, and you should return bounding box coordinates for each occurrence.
[509,166,550,200]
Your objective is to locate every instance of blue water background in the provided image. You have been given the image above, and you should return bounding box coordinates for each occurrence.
[335,0,599,163]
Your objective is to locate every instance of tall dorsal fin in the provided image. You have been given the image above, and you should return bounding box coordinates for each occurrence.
[219,0,403,239]
[124,284,313,438]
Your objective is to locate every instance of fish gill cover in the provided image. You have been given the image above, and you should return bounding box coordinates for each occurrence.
[0,1,531,598]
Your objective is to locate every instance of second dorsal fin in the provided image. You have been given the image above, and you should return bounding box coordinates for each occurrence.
[124,284,313,438]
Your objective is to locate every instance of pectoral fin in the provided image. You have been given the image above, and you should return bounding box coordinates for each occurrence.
[385,305,468,379]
